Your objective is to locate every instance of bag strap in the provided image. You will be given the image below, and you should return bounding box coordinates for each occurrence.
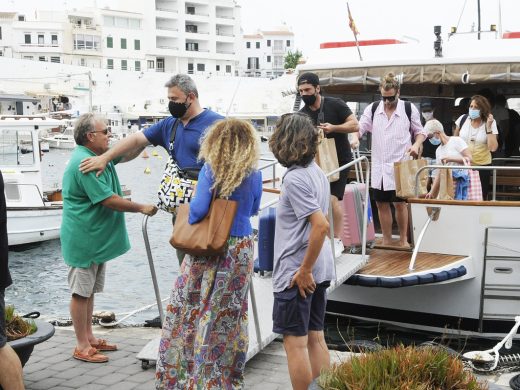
[169,119,181,154]
[317,96,325,124]
[459,114,468,131]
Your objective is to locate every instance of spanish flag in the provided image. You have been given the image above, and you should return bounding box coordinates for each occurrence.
[347,3,359,36]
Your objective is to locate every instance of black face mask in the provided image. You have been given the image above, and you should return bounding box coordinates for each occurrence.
[301,94,317,106]
[168,99,190,118]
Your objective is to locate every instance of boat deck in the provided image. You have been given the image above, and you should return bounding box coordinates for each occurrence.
[359,249,466,277]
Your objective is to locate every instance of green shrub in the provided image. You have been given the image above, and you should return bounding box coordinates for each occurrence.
[317,345,487,390]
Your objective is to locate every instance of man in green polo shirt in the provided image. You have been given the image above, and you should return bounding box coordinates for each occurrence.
[61,113,157,363]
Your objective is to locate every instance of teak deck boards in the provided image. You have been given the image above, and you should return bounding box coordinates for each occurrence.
[358,249,466,276]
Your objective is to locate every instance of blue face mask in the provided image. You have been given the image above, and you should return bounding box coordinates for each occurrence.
[429,137,441,146]
[468,108,480,120]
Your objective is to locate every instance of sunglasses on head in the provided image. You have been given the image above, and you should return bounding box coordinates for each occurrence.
[381,94,397,102]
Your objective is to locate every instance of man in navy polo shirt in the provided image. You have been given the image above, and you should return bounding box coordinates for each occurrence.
[79,74,224,262]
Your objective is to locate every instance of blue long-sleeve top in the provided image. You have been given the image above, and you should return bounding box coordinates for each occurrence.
[188,163,262,237]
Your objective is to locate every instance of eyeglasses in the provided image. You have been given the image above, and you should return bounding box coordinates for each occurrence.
[381,95,397,102]
[90,128,110,135]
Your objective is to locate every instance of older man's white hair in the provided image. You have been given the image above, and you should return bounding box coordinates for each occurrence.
[424,119,444,135]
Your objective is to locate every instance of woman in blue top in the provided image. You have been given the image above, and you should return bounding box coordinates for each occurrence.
[156,119,262,390]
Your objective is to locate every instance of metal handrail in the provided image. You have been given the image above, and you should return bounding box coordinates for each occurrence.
[258,158,278,189]
[414,164,520,201]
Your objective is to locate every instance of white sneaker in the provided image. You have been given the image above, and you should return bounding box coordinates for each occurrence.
[334,238,344,257]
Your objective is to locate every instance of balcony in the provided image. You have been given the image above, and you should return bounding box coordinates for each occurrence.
[157,45,179,50]
[216,49,234,54]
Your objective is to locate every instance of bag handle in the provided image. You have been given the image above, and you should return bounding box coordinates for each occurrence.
[317,96,325,125]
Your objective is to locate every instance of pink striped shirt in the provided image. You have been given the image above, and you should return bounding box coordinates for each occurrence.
[359,100,426,191]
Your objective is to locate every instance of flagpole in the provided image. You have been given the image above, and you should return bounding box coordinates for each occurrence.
[347,2,363,61]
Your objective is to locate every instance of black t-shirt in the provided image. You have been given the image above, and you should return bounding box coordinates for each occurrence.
[300,96,353,163]
[422,138,439,159]
[0,171,11,289]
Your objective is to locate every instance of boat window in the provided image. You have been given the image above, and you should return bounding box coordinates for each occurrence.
[4,181,20,201]
[0,129,35,166]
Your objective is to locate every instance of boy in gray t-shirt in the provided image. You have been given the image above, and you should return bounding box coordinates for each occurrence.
[268,112,335,390]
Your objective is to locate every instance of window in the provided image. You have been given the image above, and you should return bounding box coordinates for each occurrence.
[23,55,33,60]
[24,34,31,44]
[107,36,113,48]
[51,34,58,45]
[74,34,84,49]
[80,58,86,66]
[115,17,129,28]
[247,57,259,70]
[256,42,260,49]
[267,39,271,47]
[147,60,155,69]
[135,61,141,71]
[186,42,198,51]
[121,38,127,49]
[121,59,127,70]
[0,27,2,40]
[134,39,140,50]
[274,40,283,51]
[187,6,195,14]
[273,55,283,68]
[50,56,60,63]
[107,59,113,69]
[0,52,2,57]
[246,42,250,49]
[197,63,205,72]
[187,63,194,74]
[38,34,44,45]
[186,24,198,33]
[216,65,220,71]
[267,55,271,62]
[18,15,25,21]
[226,65,231,73]
[286,40,291,47]
[39,56,46,61]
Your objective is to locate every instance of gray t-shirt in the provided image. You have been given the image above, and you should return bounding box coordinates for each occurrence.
[272,161,335,292]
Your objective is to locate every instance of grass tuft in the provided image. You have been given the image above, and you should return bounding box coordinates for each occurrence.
[5,305,38,341]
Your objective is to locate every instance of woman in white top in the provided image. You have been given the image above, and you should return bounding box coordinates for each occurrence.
[426,119,472,199]
[453,95,499,200]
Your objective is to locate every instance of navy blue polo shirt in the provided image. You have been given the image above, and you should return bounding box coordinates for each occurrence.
[143,110,224,169]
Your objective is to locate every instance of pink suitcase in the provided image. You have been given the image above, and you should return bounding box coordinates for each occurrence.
[341,183,376,253]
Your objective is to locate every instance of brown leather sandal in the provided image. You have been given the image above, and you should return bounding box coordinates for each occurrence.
[73,347,108,363]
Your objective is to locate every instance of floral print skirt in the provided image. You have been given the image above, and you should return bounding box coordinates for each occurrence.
[155,235,254,390]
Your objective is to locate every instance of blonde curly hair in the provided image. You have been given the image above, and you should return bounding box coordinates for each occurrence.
[199,118,260,197]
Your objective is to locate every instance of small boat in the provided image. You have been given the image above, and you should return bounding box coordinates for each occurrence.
[0,116,65,246]
[41,127,76,150]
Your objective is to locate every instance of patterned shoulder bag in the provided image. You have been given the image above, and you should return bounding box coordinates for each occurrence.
[157,120,198,213]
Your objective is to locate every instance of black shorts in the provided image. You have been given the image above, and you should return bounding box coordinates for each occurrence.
[372,183,405,203]
[330,166,350,200]
[272,281,330,337]
[0,289,6,348]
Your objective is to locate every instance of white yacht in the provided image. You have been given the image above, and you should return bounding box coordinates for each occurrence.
[296,32,520,338]
[0,116,64,245]
[41,126,76,150]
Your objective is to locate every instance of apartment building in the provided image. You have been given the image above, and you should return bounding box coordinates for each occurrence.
[144,0,241,75]
[241,27,295,77]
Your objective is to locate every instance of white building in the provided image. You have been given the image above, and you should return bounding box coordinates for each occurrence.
[142,0,241,75]
[241,27,295,77]
[0,1,242,76]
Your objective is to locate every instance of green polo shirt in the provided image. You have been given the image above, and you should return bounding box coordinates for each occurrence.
[61,146,130,268]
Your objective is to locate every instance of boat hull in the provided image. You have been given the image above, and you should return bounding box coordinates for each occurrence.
[7,206,62,245]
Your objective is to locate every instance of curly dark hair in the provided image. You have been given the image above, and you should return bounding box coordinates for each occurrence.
[269,112,318,168]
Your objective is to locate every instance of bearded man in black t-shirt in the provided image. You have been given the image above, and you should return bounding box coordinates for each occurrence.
[298,72,360,242]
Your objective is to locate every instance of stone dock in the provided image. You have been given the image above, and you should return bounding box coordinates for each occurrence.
[21,326,513,389]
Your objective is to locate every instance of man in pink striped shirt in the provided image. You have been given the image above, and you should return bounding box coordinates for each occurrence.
[351,73,427,247]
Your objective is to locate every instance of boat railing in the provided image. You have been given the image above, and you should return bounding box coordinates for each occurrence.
[409,164,520,271]
[414,164,520,201]
[258,158,279,190]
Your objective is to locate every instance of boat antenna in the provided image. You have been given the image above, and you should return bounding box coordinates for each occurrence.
[347,2,363,61]
[498,0,502,37]
[449,0,468,41]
